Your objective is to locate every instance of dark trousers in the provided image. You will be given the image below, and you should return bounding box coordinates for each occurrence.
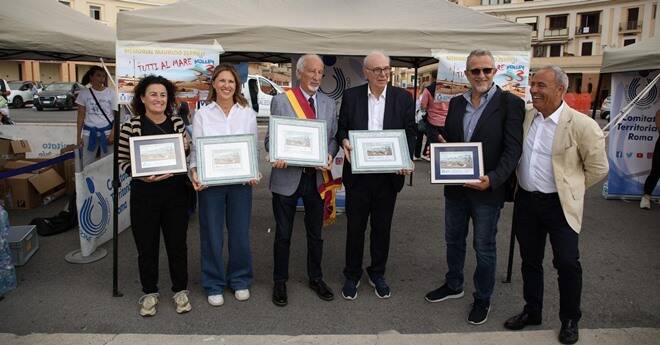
[643,137,660,195]
[514,188,582,321]
[444,195,501,302]
[130,186,189,294]
[272,172,324,282]
[343,174,398,282]
[427,124,446,144]
[414,127,428,158]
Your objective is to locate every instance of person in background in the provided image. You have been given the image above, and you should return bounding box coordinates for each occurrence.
[414,81,430,161]
[640,109,660,209]
[189,64,259,307]
[420,70,449,149]
[76,66,118,167]
[117,75,192,317]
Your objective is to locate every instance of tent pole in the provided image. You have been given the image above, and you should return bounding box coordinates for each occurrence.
[591,72,605,119]
[100,58,123,298]
[409,63,419,187]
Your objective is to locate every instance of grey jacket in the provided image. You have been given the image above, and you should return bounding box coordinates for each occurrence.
[265,90,338,196]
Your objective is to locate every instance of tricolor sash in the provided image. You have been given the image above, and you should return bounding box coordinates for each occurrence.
[284,88,342,226]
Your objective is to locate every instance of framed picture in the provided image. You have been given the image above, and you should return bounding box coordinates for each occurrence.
[430,142,484,184]
[129,133,187,178]
[196,134,259,186]
[268,116,328,167]
[348,129,412,174]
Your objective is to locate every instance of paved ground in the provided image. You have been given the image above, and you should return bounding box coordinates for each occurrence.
[2,328,660,345]
[8,107,76,124]
[1,117,658,342]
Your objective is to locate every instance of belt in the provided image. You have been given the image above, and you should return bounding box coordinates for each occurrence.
[521,188,559,199]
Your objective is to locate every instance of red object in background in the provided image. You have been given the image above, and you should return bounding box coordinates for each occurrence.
[564,92,592,115]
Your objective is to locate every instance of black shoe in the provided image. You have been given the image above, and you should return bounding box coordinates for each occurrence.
[272,281,287,307]
[558,319,579,344]
[425,284,464,303]
[467,299,490,325]
[504,311,542,330]
[309,279,334,301]
[341,279,360,300]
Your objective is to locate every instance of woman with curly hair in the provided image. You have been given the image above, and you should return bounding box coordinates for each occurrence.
[117,75,192,317]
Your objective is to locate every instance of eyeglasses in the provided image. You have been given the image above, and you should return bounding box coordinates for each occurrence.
[468,68,495,76]
[368,67,390,75]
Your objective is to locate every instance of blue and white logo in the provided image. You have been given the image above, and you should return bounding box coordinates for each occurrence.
[626,75,658,109]
[78,177,110,241]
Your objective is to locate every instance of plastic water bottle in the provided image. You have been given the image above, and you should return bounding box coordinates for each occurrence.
[0,202,17,296]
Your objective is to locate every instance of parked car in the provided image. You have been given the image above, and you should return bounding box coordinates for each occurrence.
[33,82,82,111]
[6,81,43,108]
[600,95,611,120]
[242,75,284,118]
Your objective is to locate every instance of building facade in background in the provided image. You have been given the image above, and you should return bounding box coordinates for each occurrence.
[0,0,176,84]
[440,0,659,105]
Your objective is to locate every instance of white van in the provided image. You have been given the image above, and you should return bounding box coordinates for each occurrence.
[242,75,284,118]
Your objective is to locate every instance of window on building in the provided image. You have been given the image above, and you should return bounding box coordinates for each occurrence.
[516,17,538,32]
[548,15,568,30]
[579,12,600,33]
[581,42,593,56]
[623,38,636,46]
[549,44,561,57]
[58,0,71,6]
[89,5,102,20]
[532,45,545,57]
[626,7,640,30]
[481,0,511,4]
[653,5,657,19]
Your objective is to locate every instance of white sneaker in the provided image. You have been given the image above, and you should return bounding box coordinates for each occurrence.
[173,290,192,314]
[138,293,159,317]
[207,294,224,306]
[640,194,652,209]
[234,289,250,301]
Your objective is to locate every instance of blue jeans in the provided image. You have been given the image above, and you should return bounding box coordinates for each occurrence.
[198,184,253,295]
[444,196,501,303]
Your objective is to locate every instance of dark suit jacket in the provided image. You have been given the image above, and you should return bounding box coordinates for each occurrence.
[336,83,416,193]
[443,85,524,205]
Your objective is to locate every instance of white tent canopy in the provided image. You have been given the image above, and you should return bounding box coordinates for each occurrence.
[0,0,115,61]
[117,0,531,67]
[601,37,660,73]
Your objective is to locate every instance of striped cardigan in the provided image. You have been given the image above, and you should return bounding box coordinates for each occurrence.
[117,115,188,175]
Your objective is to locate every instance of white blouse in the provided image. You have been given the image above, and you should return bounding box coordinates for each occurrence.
[189,101,258,168]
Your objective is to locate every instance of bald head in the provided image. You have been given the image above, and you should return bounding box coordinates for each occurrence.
[363,51,390,95]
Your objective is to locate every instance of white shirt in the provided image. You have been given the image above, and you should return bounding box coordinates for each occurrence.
[367,85,387,130]
[518,102,564,193]
[189,101,258,168]
[75,87,118,134]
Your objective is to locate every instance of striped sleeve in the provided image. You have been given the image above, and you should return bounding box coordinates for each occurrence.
[117,119,137,175]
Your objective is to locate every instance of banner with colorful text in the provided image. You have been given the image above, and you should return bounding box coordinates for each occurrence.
[431,50,531,105]
[116,41,223,113]
[606,70,659,199]
[75,154,131,256]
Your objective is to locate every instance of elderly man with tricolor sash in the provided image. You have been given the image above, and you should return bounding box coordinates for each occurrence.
[265,54,340,307]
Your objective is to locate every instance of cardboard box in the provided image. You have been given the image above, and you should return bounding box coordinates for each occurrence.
[0,138,31,159]
[5,168,65,210]
[3,160,40,172]
[60,145,77,195]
